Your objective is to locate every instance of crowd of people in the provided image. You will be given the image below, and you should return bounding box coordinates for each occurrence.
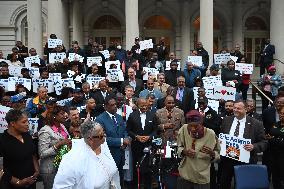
[0,34,283,189]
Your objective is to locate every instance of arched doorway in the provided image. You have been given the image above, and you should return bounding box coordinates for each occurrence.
[244,16,269,66]
[192,16,221,53]
[142,15,174,51]
[93,15,122,49]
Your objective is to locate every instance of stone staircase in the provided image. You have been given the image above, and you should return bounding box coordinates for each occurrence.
[247,81,263,114]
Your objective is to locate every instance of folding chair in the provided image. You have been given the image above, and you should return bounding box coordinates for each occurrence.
[234,164,269,189]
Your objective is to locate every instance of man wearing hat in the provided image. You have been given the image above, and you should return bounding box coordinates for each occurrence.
[11,92,27,111]
[65,88,85,109]
[197,97,221,189]
[177,110,220,189]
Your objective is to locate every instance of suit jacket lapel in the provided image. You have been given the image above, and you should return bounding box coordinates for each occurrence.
[225,117,234,134]
[243,117,252,139]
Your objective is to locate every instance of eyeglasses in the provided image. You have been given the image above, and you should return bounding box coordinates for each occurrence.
[92,133,106,140]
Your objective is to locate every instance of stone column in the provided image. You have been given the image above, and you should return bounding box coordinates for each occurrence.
[48,0,69,47]
[270,0,284,74]
[72,0,84,45]
[181,0,191,67]
[125,0,139,50]
[27,0,42,56]
[200,0,213,66]
[232,0,243,50]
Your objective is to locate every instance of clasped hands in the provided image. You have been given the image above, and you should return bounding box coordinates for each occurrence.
[183,145,215,159]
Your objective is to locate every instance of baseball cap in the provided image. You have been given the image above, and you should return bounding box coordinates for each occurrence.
[197,96,208,104]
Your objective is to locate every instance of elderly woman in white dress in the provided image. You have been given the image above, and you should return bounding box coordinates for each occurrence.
[52,120,121,189]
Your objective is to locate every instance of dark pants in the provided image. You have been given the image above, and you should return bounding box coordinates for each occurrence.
[219,157,245,189]
[177,177,210,189]
[131,148,152,189]
[261,91,274,111]
[260,61,272,76]
[210,163,217,189]
[240,84,249,101]
[271,153,284,189]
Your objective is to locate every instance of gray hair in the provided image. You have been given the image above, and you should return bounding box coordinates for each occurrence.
[80,120,103,141]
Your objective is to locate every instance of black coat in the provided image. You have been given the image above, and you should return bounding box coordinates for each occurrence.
[165,70,184,87]
[262,107,276,134]
[203,107,222,135]
[92,90,115,114]
[127,110,158,153]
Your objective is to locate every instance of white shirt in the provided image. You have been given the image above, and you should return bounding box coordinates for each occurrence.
[53,139,121,189]
[229,117,246,138]
[101,91,106,99]
[140,111,147,130]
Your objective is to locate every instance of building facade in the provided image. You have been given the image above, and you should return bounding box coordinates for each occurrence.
[0,0,283,73]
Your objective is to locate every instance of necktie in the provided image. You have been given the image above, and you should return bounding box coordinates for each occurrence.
[167,111,172,120]
[234,120,240,137]
[112,115,118,127]
[126,98,130,106]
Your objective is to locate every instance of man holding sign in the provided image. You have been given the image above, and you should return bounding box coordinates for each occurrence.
[219,100,267,189]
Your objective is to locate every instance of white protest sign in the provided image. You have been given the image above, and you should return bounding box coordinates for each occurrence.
[54,78,75,95]
[67,70,75,78]
[165,61,180,70]
[48,38,62,48]
[49,73,62,81]
[202,75,223,88]
[139,39,153,50]
[0,79,8,91]
[86,76,105,89]
[24,55,40,67]
[68,53,84,63]
[57,97,73,106]
[100,50,110,59]
[77,105,86,113]
[193,86,236,101]
[87,56,102,67]
[230,56,238,63]
[106,69,124,82]
[9,65,23,77]
[28,118,39,135]
[105,60,121,70]
[49,52,66,63]
[143,67,159,80]
[214,53,231,65]
[235,63,254,74]
[28,67,40,79]
[74,74,86,83]
[0,105,11,133]
[16,78,32,91]
[8,77,18,91]
[219,133,251,163]
[32,79,54,93]
[187,56,203,67]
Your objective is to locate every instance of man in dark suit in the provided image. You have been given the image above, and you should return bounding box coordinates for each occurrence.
[96,97,130,185]
[126,98,158,189]
[219,100,267,189]
[259,38,275,76]
[93,80,115,115]
[121,67,144,97]
[172,76,195,114]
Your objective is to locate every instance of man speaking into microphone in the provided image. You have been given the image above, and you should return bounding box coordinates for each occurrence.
[126,98,158,189]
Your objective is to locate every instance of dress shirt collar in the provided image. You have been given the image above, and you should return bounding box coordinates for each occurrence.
[234,116,246,123]
[106,111,115,118]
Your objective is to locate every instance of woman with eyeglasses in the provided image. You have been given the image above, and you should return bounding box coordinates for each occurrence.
[0,109,39,189]
[53,120,121,189]
[38,105,71,189]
